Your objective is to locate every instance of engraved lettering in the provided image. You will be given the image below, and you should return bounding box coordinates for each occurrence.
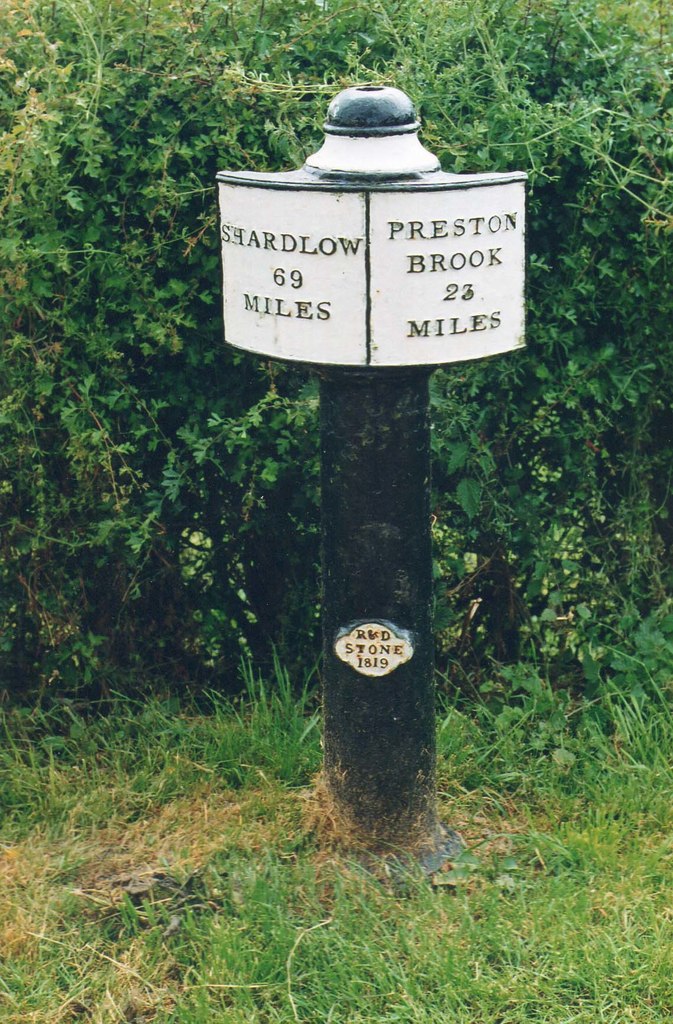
[408,320,431,338]
[406,312,503,338]
[221,225,364,256]
[242,294,333,321]
[299,235,318,255]
[403,250,504,274]
[338,237,363,256]
[386,213,518,240]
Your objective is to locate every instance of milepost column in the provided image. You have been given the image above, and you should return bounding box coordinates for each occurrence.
[216,84,526,874]
[307,89,460,870]
[319,366,451,866]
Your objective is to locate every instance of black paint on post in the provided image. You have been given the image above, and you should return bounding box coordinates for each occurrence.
[319,368,459,868]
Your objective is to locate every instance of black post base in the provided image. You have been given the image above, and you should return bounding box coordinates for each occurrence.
[352,823,464,881]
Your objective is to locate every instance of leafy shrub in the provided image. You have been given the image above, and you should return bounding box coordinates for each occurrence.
[0,0,671,698]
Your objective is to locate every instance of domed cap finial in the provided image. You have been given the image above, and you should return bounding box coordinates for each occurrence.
[305,84,439,176]
[325,86,420,137]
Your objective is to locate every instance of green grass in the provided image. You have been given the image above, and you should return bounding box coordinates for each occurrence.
[2,664,673,1023]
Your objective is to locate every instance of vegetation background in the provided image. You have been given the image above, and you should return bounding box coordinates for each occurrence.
[1,3,673,1022]
[1,0,672,703]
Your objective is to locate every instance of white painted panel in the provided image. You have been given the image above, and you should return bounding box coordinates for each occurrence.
[368,182,526,365]
[219,184,367,365]
[305,133,439,174]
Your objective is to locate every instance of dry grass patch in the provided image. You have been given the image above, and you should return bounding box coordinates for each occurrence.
[0,782,309,1023]
[77,782,298,866]
[0,840,68,961]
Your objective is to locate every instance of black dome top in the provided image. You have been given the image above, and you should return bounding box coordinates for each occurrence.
[325,86,420,137]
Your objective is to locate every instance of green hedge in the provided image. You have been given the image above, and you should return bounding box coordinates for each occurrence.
[1,0,672,698]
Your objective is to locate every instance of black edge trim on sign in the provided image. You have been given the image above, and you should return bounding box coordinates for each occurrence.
[365,192,372,366]
[215,170,528,193]
[217,186,227,344]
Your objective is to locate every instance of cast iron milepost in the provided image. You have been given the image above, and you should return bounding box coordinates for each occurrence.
[217,86,526,871]
[319,365,446,867]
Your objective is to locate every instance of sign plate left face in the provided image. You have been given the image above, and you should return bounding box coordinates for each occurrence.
[219,184,367,364]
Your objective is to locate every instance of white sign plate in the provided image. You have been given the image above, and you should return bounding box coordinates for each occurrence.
[218,174,525,367]
[369,183,526,365]
[334,621,414,677]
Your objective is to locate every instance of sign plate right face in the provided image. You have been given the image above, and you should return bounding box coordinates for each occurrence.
[368,182,526,365]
